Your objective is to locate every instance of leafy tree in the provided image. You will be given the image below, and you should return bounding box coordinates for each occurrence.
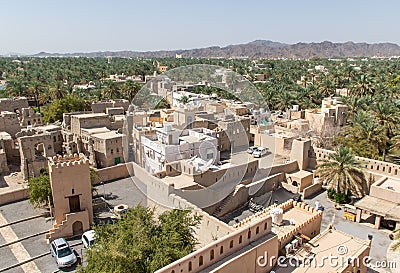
[42,94,88,123]
[77,205,201,273]
[315,147,369,198]
[28,169,52,207]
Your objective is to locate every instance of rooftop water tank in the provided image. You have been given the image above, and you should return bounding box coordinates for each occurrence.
[270,207,283,225]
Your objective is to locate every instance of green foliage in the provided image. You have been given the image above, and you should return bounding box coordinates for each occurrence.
[333,192,347,204]
[42,94,88,123]
[316,147,369,198]
[77,205,201,273]
[28,169,52,207]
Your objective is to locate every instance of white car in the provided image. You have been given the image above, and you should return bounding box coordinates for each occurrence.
[253,147,268,158]
[247,146,257,154]
[50,238,77,268]
[82,230,96,248]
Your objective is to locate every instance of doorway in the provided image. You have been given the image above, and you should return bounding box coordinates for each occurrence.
[68,195,81,213]
[72,221,83,235]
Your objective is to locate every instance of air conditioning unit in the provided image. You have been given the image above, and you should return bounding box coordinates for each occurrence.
[291,239,299,249]
[285,243,293,254]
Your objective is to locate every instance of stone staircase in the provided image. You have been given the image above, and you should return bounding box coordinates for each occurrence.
[45,215,68,243]
[212,185,242,218]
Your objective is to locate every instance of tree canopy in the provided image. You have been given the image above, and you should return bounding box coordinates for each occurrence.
[78,205,201,273]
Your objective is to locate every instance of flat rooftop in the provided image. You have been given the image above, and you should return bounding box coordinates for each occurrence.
[273,226,370,273]
[271,206,315,239]
[379,178,400,192]
[92,131,122,140]
[81,127,110,135]
[72,113,109,118]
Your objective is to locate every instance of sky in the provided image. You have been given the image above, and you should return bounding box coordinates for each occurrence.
[1,0,400,54]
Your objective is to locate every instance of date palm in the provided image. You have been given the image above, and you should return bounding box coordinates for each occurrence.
[391,229,400,251]
[316,146,369,198]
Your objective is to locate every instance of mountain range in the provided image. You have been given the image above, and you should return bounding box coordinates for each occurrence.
[31,40,400,59]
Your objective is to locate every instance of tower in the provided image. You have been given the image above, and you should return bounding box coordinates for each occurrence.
[46,153,93,242]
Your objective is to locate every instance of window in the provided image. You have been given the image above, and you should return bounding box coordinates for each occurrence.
[220,245,223,254]
[239,235,242,244]
[248,230,251,239]
[256,226,260,234]
[188,261,192,271]
[199,256,203,266]
[111,149,114,154]
[264,222,268,230]
[210,249,214,260]
[230,240,233,248]
[116,148,119,153]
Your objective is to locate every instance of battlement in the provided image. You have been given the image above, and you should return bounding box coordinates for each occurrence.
[233,199,321,228]
[48,153,89,168]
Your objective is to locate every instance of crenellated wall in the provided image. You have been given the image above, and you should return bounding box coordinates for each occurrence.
[311,147,400,178]
[155,215,274,273]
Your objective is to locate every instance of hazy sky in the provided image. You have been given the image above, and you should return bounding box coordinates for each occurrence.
[1,0,399,54]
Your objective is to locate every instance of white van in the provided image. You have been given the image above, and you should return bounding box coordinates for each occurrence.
[253,147,268,158]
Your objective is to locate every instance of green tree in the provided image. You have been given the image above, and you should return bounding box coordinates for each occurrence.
[78,205,201,273]
[315,147,369,198]
[28,169,52,207]
[42,94,88,123]
[391,229,400,251]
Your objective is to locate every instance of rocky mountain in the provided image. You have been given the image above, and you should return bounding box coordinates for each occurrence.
[32,40,400,59]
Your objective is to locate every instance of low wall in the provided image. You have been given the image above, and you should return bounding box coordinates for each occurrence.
[93,163,132,184]
[302,183,322,199]
[155,216,274,273]
[280,182,299,193]
[313,147,400,179]
[0,187,29,206]
[269,160,299,176]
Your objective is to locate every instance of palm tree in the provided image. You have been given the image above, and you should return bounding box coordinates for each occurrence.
[371,101,400,160]
[178,95,189,105]
[315,146,369,198]
[275,88,294,111]
[391,229,400,251]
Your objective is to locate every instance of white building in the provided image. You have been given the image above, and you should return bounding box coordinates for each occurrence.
[141,124,219,174]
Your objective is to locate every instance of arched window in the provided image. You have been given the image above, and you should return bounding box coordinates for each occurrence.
[229,240,233,248]
[199,255,203,266]
[256,226,260,234]
[188,261,192,271]
[264,222,268,230]
[210,249,214,260]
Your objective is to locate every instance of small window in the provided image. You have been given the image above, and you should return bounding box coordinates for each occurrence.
[210,249,214,260]
[230,240,233,248]
[239,235,242,244]
[199,256,203,266]
[264,222,268,230]
[111,149,114,154]
[248,230,251,239]
[188,261,192,272]
[220,245,223,254]
[256,226,260,234]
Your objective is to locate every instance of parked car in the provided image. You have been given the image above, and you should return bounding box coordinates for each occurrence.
[253,147,268,158]
[82,230,96,248]
[50,238,77,268]
[247,146,257,154]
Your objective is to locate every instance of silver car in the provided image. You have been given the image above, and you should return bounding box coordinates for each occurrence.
[50,238,77,268]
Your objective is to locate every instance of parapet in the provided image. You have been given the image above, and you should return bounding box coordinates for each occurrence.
[48,153,89,168]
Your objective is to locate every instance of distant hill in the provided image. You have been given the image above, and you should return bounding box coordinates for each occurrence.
[31,40,400,59]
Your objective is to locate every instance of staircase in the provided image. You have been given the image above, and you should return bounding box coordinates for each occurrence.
[213,185,242,218]
[46,215,68,243]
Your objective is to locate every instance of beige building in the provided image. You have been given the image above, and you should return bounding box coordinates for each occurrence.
[355,176,400,230]
[274,225,371,273]
[20,107,43,127]
[0,111,21,137]
[91,131,124,168]
[0,97,29,113]
[91,99,129,113]
[46,154,93,242]
[216,116,250,152]
[17,125,63,179]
